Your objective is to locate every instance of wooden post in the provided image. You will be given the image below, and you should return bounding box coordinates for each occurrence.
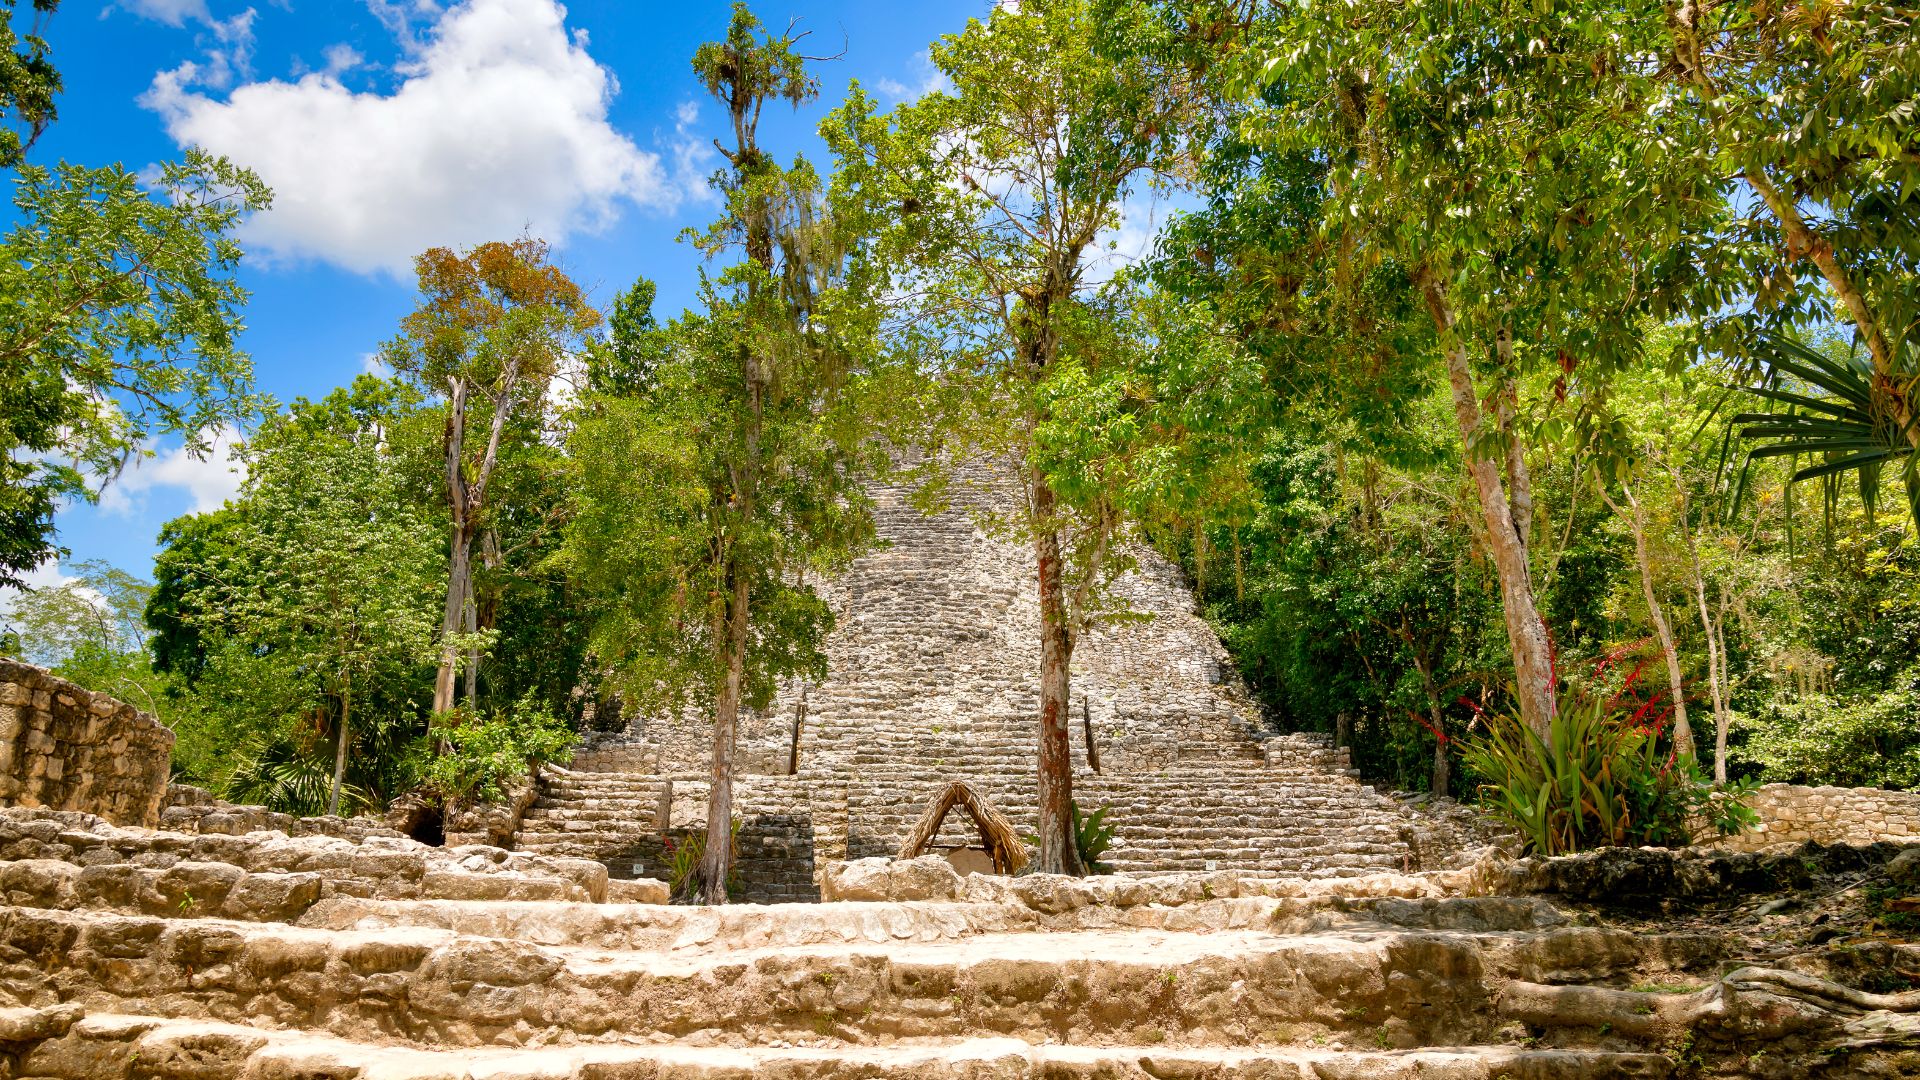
[788,685,807,776]
[1082,697,1100,774]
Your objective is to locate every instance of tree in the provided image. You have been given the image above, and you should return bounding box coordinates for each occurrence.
[1241,0,1759,741]
[384,239,598,716]
[0,152,269,588]
[0,0,59,168]
[5,558,148,665]
[202,409,440,815]
[562,4,883,902]
[826,0,1206,874]
[1666,1,1920,449]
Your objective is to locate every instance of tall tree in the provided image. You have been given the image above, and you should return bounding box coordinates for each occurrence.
[205,411,440,816]
[563,4,883,902]
[383,239,598,717]
[0,2,267,587]
[1243,0,1743,740]
[826,0,1202,874]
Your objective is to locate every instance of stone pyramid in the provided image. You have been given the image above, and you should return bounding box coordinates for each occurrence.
[517,460,1441,900]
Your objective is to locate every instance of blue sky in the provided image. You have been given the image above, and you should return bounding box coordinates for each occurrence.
[26,0,984,589]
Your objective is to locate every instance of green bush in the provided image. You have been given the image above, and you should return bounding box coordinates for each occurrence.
[1459,689,1756,856]
[662,818,742,903]
[1073,800,1116,874]
[417,695,575,804]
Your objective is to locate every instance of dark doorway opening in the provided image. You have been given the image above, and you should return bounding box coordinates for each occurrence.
[406,806,446,847]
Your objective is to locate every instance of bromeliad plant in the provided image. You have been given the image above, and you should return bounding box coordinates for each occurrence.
[1459,675,1756,856]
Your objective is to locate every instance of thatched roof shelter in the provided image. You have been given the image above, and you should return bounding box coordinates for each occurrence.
[897,780,1030,875]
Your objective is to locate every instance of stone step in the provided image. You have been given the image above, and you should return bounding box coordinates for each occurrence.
[6,1012,1679,1080]
[1,904,1716,1050]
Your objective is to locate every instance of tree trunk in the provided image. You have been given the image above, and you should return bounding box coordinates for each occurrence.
[1611,483,1695,759]
[1712,587,1732,782]
[434,378,471,717]
[461,578,479,707]
[1031,472,1085,878]
[700,561,749,905]
[1419,275,1557,739]
[328,676,350,817]
[1491,357,1534,558]
[1675,486,1732,783]
[1410,652,1450,799]
[1082,696,1101,774]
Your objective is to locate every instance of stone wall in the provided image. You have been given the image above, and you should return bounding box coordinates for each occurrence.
[0,659,173,827]
[1708,782,1920,850]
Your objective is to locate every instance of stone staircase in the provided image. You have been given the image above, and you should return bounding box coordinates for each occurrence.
[9,804,1920,1077]
[519,460,1446,895]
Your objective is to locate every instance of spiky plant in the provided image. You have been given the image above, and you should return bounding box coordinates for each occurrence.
[1731,334,1919,531]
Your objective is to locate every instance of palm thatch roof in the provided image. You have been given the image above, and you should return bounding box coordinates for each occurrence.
[897,780,1030,875]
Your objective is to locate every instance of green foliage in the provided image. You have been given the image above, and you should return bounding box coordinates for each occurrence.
[1733,333,1918,528]
[0,151,268,587]
[1071,801,1116,874]
[1458,689,1755,856]
[1740,687,1920,790]
[416,697,574,804]
[0,0,59,167]
[661,818,742,903]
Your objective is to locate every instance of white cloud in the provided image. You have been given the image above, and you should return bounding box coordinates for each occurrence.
[322,43,363,77]
[97,427,248,518]
[117,0,212,27]
[360,351,392,376]
[116,2,257,90]
[874,50,953,101]
[143,0,679,276]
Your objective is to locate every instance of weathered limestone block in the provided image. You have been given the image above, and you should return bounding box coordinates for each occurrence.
[820,856,963,902]
[607,877,671,904]
[0,659,172,827]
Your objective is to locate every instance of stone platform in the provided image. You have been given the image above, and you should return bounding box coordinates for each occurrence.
[6,807,1920,1077]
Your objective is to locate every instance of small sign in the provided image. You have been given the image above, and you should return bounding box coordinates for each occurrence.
[632,862,646,876]
[1205,860,1217,871]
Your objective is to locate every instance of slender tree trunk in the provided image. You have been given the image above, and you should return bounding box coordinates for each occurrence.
[434,378,471,716]
[700,561,749,904]
[461,580,479,707]
[1674,482,1732,782]
[1712,587,1733,781]
[328,676,351,817]
[1491,351,1534,557]
[1608,484,1696,758]
[1691,570,1729,782]
[1031,471,1084,878]
[1419,275,1557,738]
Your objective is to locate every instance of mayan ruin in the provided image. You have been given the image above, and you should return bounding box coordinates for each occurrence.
[8,0,1920,1074]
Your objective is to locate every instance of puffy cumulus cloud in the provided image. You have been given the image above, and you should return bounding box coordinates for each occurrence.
[97,427,248,518]
[143,0,678,276]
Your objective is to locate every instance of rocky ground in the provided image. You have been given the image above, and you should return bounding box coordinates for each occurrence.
[0,806,1918,1078]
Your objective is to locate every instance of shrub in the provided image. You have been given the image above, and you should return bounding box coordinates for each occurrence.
[1073,800,1116,874]
[1458,688,1756,855]
[662,818,742,903]
[418,694,575,804]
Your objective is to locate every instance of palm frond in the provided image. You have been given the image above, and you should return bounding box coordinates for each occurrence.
[1728,332,1917,534]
